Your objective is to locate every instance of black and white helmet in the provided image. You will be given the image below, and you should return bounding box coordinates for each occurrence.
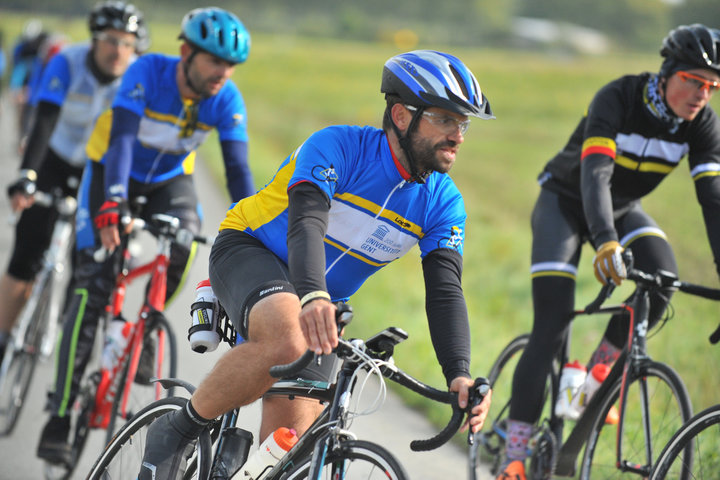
[89,1,150,53]
[660,24,720,77]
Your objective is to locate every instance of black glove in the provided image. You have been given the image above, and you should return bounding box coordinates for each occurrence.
[94,197,129,229]
[7,169,37,198]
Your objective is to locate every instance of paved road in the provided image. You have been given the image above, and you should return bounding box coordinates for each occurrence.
[0,96,492,479]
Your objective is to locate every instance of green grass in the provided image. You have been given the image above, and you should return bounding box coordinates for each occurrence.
[4,9,720,444]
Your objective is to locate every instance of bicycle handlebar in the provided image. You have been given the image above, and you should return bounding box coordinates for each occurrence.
[93,213,215,262]
[269,307,491,452]
[581,248,720,345]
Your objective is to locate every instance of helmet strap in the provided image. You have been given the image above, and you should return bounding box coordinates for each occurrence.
[182,48,208,99]
[387,107,428,184]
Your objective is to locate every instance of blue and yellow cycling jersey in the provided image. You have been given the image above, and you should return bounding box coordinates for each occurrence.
[86,53,248,189]
[220,125,467,301]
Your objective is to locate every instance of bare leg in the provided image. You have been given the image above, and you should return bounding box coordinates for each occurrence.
[191,292,307,420]
[0,273,33,333]
[259,396,325,441]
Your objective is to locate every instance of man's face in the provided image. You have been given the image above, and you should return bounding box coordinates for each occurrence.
[185,51,236,97]
[92,29,137,78]
[408,107,469,175]
[664,68,720,121]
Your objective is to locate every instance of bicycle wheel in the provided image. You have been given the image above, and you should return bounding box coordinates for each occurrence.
[86,396,186,480]
[0,273,53,435]
[579,360,692,479]
[470,334,528,478]
[106,312,178,443]
[282,439,408,479]
[651,404,720,479]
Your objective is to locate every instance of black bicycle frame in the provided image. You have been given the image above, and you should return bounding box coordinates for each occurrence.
[554,284,651,476]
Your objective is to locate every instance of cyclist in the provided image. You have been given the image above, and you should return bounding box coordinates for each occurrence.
[497,24,720,480]
[8,19,48,147]
[0,2,147,363]
[137,49,495,479]
[36,6,256,465]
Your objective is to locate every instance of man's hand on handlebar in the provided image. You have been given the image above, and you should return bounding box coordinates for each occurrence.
[450,376,492,434]
[593,240,627,286]
[299,299,338,355]
[7,169,37,213]
[95,198,131,252]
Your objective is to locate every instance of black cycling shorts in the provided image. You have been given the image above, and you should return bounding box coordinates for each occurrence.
[209,229,337,382]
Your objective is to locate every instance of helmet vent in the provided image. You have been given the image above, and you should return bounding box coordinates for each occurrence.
[448,64,471,102]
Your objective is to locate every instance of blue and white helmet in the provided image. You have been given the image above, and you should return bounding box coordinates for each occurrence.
[381,50,494,119]
[180,7,250,64]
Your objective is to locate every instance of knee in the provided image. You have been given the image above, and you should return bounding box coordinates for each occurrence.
[248,294,306,363]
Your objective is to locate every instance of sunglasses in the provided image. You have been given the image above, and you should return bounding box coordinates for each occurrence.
[404,105,470,135]
[676,71,720,94]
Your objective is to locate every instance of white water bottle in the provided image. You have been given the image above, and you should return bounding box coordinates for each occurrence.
[102,318,131,370]
[240,427,298,479]
[555,360,586,420]
[570,363,611,415]
[189,279,220,353]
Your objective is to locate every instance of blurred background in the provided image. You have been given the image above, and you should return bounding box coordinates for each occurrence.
[0,0,719,442]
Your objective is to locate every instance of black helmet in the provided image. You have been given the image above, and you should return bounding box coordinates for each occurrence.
[89,1,150,53]
[660,24,720,76]
[381,50,494,119]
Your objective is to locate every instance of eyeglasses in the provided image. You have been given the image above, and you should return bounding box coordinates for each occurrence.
[94,32,137,50]
[405,105,470,135]
[676,71,720,94]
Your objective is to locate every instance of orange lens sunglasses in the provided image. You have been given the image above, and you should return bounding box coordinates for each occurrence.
[676,71,720,94]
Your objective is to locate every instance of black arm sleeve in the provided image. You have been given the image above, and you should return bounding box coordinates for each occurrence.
[287,181,331,299]
[422,248,471,386]
[20,101,61,172]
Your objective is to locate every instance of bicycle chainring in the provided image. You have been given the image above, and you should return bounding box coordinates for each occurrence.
[529,424,557,480]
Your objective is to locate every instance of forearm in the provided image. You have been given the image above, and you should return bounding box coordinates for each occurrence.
[220,140,255,201]
[287,182,330,298]
[423,249,471,385]
[104,107,140,199]
[20,101,60,172]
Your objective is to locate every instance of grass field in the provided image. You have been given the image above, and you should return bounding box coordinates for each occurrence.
[3,9,720,443]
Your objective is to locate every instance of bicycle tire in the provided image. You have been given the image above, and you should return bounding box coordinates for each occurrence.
[650,403,720,479]
[86,396,186,480]
[470,333,529,478]
[281,439,409,479]
[0,273,53,436]
[579,360,692,479]
[106,312,178,443]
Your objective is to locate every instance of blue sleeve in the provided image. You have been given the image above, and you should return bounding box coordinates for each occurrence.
[213,82,249,143]
[220,140,255,202]
[104,107,141,199]
[111,57,152,116]
[33,53,71,106]
[289,127,349,200]
[417,180,466,258]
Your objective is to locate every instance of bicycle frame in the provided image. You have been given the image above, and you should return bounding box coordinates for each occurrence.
[93,217,176,425]
[554,276,672,476]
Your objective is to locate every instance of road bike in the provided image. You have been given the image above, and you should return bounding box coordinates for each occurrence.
[45,212,213,479]
[86,303,491,479]
[0,190,76,435]
[650,322,720,479]
[471,249,720,479]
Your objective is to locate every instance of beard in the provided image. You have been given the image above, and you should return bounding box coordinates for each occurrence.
[409,136,457,175]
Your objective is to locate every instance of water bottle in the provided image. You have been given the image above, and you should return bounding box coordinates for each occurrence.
[240,427,298,479]
[554,360,586,420]
[570,363,611,415]
[102,317,131,370]
[189,279,220,353]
